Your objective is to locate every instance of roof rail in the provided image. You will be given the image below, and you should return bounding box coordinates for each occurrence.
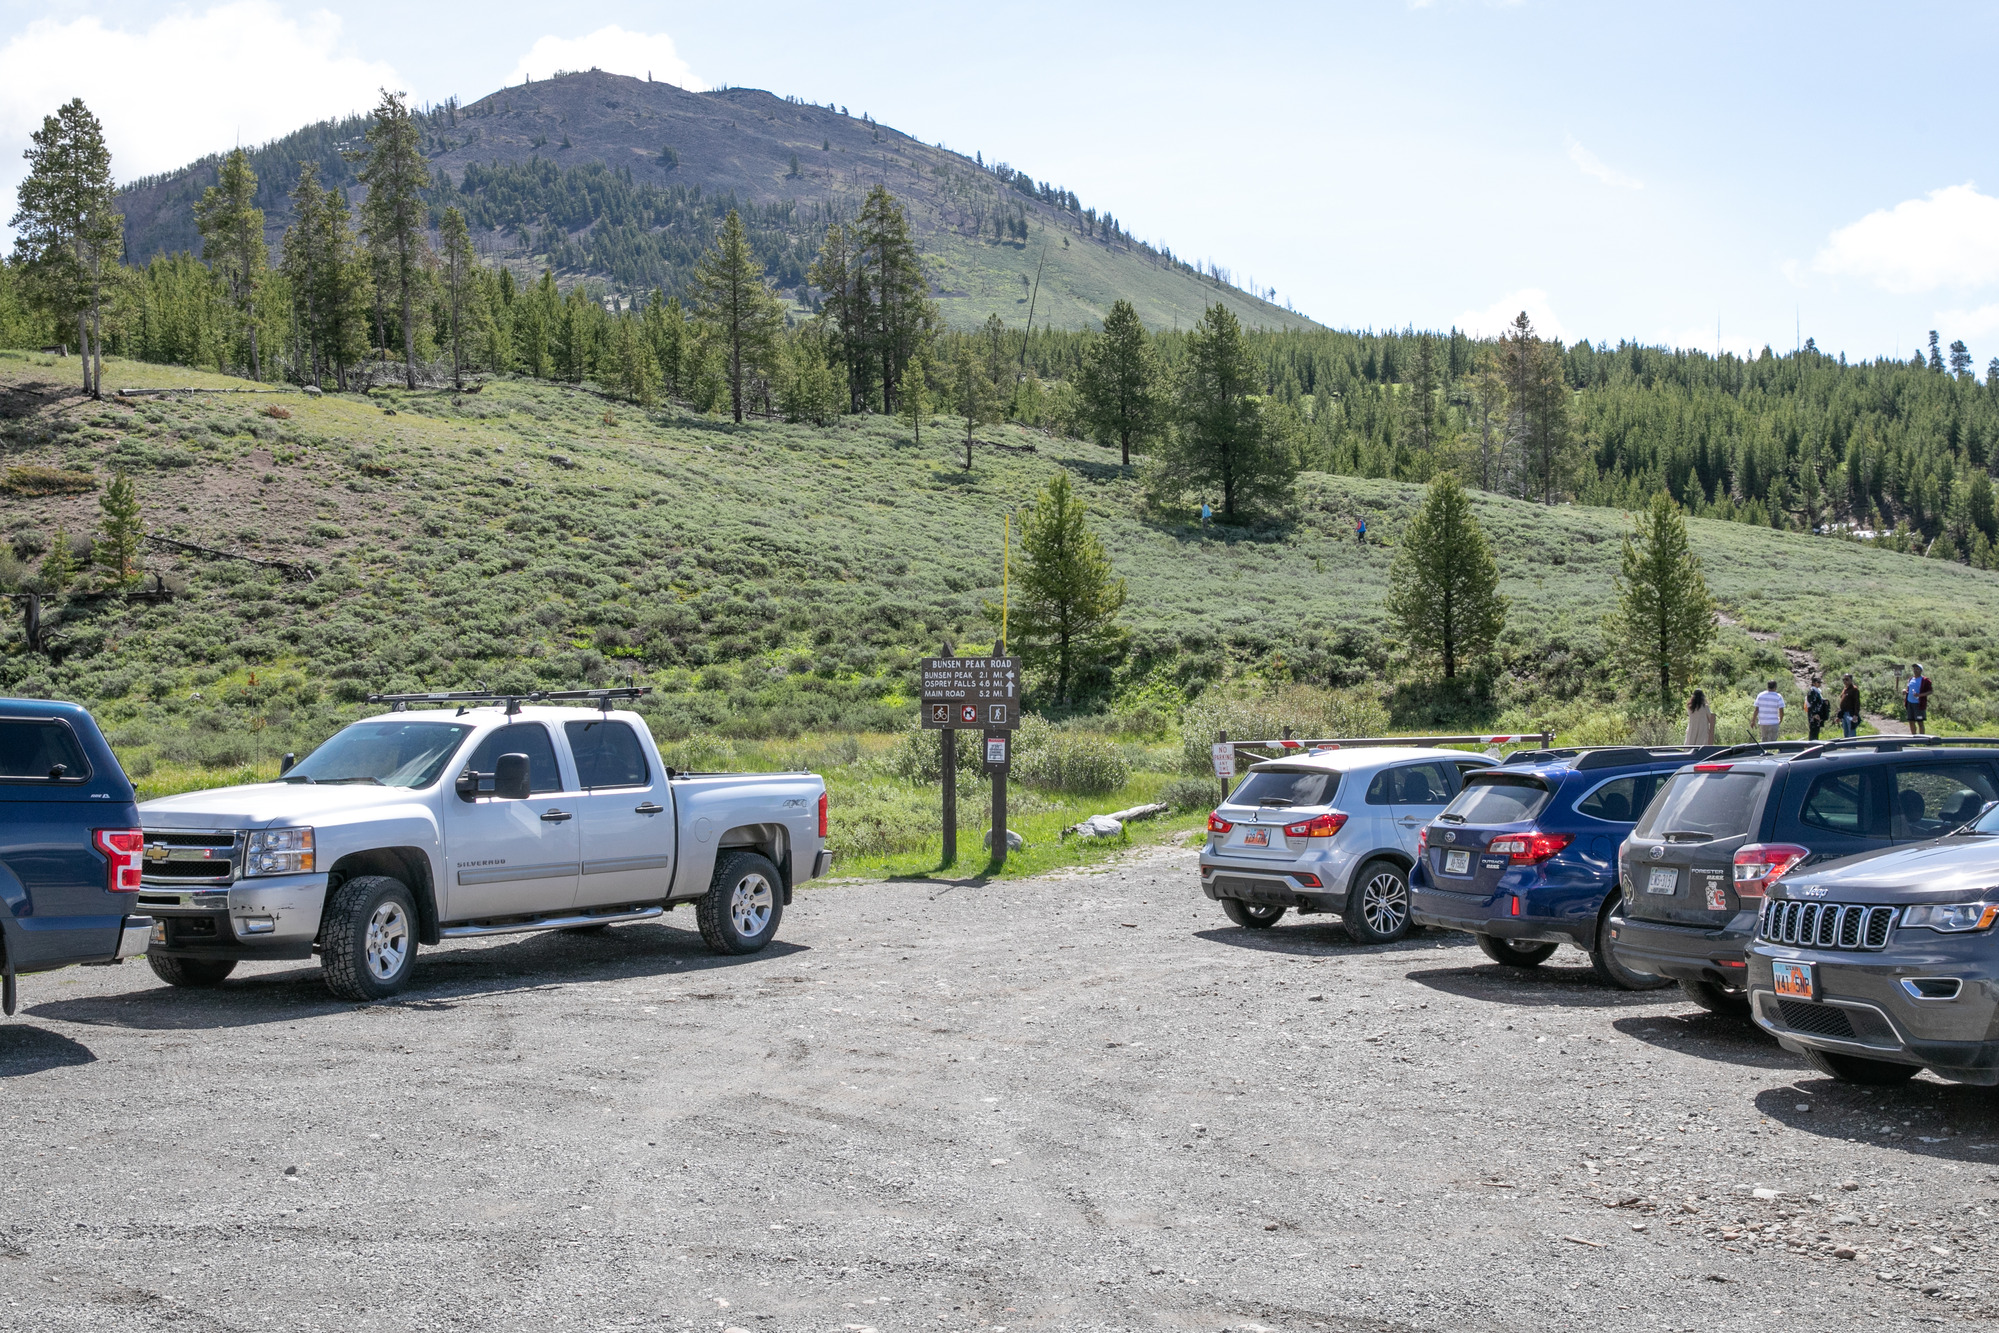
[1789,734,1999,761]
[1499,745,1718,770]
[365,686,652,717]
[1702,739,1821,762]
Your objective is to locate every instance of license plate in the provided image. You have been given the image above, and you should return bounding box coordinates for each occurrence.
[1445,850,1471,875]
[1772,961,1815,1000]
[1243,828,1269,847]
[1645,866,1679,894]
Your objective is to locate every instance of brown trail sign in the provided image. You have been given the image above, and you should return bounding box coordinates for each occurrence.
[921,653,1021,868]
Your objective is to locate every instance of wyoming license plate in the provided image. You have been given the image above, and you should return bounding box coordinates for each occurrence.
[1645,866,1679,894]
[1772,961,1815,1000]
[1444,850,1471,875]
[1243,828,1270,847]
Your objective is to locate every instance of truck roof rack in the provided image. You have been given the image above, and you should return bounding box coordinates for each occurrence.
[1788,734,1999,760]
[1500,745,1718,770]
[365,687,652,717]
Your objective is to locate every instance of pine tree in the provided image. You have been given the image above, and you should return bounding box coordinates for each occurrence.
[996,471,1128,705]
[607,315,660,406]
[438,206,475,390]
[1403,332,1443,456]
[808,220,864,413]
[1497,312,1574,503]
[1387,472,1506,680]
[1950,340,1974,377]
[1608,494,1716,712]
[1074,298,1164,466]
[193,148,267,380]
[94,472,142,588]
[953,341,999,469]
[854,186,934,414]
[9,99,121,397]
[1928,330,1944,373]
[1158,303,1294,519]
[899,347,932,444]
[359,89,433,390]
[693,209,783,422]
[39,526,74,592]
[643,289,688,397]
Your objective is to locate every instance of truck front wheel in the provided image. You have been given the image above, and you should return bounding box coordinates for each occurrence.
[147,955,237,988]
[697,852,784,955]
[320,875,419,1001]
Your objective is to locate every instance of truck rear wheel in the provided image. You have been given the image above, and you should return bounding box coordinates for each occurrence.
[320,875,418,1002]
[697,852,784,955]
[147,954,237,988]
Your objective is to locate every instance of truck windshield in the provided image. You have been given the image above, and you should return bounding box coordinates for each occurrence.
[1439,774,1549,825]
[283,721,471,789]
[1632,770,1766,841]
[1231,769,1337,808]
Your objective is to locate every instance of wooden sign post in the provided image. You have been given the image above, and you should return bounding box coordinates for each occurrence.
[920,653,1021,869]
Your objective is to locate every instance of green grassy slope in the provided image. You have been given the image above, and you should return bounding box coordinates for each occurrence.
[5,350,1999,863]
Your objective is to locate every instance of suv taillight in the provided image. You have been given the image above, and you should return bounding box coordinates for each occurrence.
[817,790,828,838]
[1489,831,1574,865]
[1416,827,1428,855]
[1207,812,1234,834]
[94,828,144,891]
[1284,811,1349,839]
[1733,843,1808,898]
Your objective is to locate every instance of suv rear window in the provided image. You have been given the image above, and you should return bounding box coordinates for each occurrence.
[0,719,91,782]
[1440,774,1549,825]
[1633,770,1767,841]
[1232,769,1337,808]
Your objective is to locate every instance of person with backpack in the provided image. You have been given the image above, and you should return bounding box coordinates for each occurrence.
[1355,515,1367,546]
[1806,678,1831,741]
[1837,673,1862,739]
[1906,664,1932,732]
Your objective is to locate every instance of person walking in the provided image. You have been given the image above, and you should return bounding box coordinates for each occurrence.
[1906,664,1932,733]
[1200,501,1212,530]
[1837,673,1861,739]
[1806,678,1830,741]
[1753,680,1786,744]
[1355,515,1367,546]
[1684,689,1717,746]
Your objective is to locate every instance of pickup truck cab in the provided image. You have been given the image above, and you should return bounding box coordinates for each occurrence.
[136,692,830,1001]
[0,699,153,1015]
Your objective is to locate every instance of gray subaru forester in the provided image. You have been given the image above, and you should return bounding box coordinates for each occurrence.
[1747,804,1999,1085]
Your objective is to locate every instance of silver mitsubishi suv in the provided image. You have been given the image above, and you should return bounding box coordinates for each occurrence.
[1200,746,1495,943]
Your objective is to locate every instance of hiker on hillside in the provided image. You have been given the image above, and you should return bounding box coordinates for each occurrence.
[1355,515,1367,546]
[1684,689,1717,746]
[1838,673,1862,739]
[1906,664,1932,733]
[1753,680,1786,744]
[1200,501,1212,530]
[1806,678,1831,741]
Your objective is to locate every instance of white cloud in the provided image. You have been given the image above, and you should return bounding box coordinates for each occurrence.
[1656,325,1761,359]
[1931,303,1999,340]
[0,3,399,210]
[506,27,706,90]
[1814,183,1999,294]
[1566,136,1642,190]
[1455,289,1570,343]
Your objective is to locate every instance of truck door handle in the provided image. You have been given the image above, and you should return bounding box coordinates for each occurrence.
[634,802,664,815]
[539,809,572,822]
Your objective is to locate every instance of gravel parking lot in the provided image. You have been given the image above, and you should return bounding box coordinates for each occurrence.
[5,839,1999,1332]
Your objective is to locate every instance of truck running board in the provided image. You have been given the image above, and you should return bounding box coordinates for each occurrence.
[439,906,665,939]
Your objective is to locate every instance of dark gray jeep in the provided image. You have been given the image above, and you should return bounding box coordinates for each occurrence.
[1747,811,1999,1085]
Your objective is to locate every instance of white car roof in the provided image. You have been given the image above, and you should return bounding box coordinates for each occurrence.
[1244,745,1493,774]
[358,705,646,728]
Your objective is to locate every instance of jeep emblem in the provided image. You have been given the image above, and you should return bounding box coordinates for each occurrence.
[1649,845,1665,860]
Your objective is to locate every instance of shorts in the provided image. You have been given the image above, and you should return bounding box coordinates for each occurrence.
[1757,723,1782,743]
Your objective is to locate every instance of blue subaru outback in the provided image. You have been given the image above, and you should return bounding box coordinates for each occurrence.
[1409,746,1713,989]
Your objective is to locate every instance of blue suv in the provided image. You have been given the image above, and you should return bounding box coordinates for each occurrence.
[1409,746,1712,989]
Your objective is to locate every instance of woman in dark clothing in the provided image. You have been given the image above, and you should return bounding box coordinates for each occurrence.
[1837,674,1862,739]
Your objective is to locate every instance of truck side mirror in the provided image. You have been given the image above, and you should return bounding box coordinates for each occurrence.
[455,767,480,802]
[279,753,295,776]
[494,752,532,801]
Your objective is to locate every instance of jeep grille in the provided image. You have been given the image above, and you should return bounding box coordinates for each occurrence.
[1758,899,1896,951]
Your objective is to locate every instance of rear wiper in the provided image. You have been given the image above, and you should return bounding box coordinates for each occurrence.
[1257,798,1294,807]
[1662,830,1710,843]
[1437,813,1465,823]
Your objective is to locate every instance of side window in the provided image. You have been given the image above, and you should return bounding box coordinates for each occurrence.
[0,719,91,782]
[1373,762,1452,806]
[564,720,650,789]
[462,724,563,794]
[1365,768,1395,804]
[1892,763,1999,840]
[1576,775,1647,823]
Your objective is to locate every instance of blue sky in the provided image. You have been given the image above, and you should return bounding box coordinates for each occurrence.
[2,0,1994,363]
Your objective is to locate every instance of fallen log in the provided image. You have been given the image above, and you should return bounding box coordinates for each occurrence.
[1061,802,1170,840]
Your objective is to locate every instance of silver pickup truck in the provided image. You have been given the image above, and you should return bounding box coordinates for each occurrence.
[133,691,830,1001]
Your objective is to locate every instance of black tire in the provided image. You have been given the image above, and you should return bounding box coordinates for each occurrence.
[1800,1047,1922,1085]
[1679,977,1752,1016]
[1344,859,1412,945]
[147,954,236,988]
[1476,934,1557,967]
[1221,898,1285,929]
[1591,891,1674,990]
[320,875,419,1002]
[697,851,784,955]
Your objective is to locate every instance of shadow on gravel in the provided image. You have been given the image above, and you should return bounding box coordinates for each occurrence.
[1404,961,1670,1008]
[0,1023,96,1077]
[1611,1011,1801,1069]
[1192,923,1434,956]
[1752,1080,1999,1165]
[26,921,807,1031]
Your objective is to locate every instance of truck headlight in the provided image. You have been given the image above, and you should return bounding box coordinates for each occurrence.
[1901,901,1999,932]
[246,827,314,876]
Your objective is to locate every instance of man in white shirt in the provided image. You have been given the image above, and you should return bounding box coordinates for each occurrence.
[1753,680,1786,743]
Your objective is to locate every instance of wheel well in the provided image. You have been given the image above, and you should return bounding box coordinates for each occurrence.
[326,848,439,946]
[1348,851,1412,898]
[717,824,792,903]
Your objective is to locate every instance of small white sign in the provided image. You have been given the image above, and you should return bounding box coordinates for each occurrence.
[1211,743,1236,779]
[986,738,1008,765]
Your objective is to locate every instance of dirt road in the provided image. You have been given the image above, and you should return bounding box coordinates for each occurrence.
[4,843,1996,1331]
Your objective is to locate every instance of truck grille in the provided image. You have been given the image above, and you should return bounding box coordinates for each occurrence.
[1758,899,1896,951]
[140,830,239,886]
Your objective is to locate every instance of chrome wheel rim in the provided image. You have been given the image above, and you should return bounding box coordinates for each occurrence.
[729,873,775,937]
[365,900,410,980]
[1361,872,1407,935]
